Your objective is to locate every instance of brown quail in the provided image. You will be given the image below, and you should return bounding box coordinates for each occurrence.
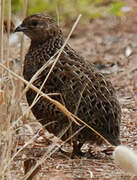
[15,14,121,156]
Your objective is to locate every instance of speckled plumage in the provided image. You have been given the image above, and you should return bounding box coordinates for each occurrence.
[15,14,121,156]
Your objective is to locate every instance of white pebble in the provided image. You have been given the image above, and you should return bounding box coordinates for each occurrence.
[113,145,137,175]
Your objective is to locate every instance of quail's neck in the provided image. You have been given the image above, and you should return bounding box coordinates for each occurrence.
[30,33,64,57]
[29,33,83,62]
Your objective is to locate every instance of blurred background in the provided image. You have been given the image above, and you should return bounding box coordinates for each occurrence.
[6,0,125,22]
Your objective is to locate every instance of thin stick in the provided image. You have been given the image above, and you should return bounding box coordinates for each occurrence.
[6,0,11,63]
[20,0,28,64]
[0,0,4,62]
[5,3,12,177]
[6,0,15,94]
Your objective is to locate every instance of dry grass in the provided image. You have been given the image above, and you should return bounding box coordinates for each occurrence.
[0,0,27,179]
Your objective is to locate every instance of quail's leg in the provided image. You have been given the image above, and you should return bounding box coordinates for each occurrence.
[72,142,105,159]
[58,142,83,158]
[71,141,84,158]
[72,142,96,158]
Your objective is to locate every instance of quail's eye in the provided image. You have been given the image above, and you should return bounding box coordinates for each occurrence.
[31,20,38,26]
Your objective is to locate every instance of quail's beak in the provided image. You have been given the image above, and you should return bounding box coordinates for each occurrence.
[14,24,28,32]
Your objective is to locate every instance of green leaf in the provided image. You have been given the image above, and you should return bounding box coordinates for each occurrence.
[108,1,125,16]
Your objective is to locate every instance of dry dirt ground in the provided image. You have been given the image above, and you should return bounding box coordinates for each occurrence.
[1,2,137,180]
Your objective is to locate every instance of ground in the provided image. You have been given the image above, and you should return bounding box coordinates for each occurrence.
[1,1,137,179]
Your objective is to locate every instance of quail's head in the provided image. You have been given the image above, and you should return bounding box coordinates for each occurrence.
[15,13,62,42]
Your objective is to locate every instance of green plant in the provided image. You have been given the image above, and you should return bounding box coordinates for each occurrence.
[8,0,125,22]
